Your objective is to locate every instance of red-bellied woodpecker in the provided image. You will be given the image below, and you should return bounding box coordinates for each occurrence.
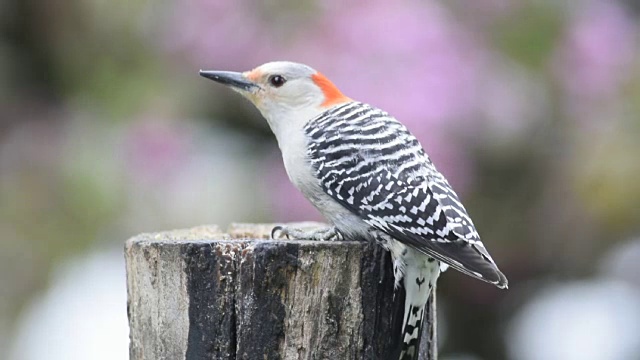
[200,61,508,359]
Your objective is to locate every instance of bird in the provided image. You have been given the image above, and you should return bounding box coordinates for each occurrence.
[200,61,508,359]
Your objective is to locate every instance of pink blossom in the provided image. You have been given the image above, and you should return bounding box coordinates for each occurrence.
[554,1,637,102]
[124,119,191,184]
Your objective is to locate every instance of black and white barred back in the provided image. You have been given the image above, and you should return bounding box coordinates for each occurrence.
[304,102,508,288]
[303,101,507,359]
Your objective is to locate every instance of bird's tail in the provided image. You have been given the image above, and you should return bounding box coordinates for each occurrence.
[397,252,440,360]
[399,302,427,360]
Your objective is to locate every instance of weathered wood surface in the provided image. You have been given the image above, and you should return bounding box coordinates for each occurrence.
[125,223,436,360]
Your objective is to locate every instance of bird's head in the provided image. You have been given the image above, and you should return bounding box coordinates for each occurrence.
[200,61,350,130]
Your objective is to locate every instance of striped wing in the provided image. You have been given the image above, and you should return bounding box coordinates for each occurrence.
[305,102,507,287]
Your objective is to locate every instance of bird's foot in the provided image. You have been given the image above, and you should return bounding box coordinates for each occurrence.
[271,225,343,241]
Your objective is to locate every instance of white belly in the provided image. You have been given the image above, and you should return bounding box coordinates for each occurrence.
[281,149,371,240]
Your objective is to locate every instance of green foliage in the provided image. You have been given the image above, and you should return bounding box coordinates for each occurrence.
[491,4,563,69]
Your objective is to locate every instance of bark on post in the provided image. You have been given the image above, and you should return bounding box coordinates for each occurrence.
[125,223,437,360]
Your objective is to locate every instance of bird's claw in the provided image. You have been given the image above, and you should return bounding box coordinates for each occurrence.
[271,225,290,240]
[270,225,343,241]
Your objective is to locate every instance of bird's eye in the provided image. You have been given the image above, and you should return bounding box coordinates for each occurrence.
[269,75,286,88]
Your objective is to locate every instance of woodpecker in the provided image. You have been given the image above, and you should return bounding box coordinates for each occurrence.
[200,61,508,359]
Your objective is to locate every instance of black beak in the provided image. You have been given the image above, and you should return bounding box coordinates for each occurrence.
[199,70,258,91]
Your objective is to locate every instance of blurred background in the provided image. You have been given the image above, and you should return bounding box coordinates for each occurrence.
[1,0,639,359]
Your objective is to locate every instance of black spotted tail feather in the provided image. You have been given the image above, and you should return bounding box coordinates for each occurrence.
[399,303,426,360]
[396,249,440,360]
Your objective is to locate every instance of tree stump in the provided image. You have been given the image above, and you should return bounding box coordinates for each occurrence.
[125,223,436,360]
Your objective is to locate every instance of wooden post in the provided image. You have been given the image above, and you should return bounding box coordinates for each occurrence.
[125,223,437,360]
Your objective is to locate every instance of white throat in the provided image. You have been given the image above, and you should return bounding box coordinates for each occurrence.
[261,105,325,149]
